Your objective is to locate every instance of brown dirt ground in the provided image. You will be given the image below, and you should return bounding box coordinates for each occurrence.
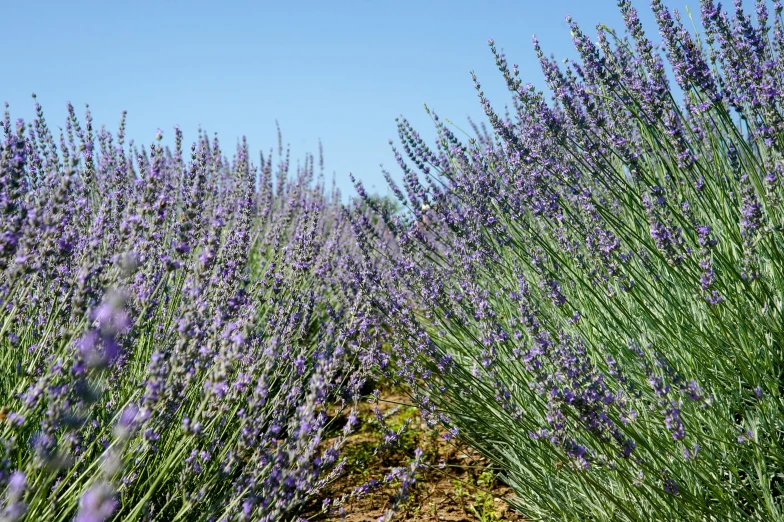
[301,390,524,522]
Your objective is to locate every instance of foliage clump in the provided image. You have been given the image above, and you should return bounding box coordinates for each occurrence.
[356,0,784,520]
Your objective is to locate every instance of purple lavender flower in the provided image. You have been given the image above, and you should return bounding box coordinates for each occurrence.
[1,471,28,522]
[75,483,116,522]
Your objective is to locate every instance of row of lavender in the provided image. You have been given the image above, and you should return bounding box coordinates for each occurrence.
[0,101,383,520]
[4,0,784,519]
[355,0,784,520]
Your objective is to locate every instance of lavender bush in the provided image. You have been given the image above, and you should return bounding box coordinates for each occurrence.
[359,0,784,519]
[0,102,380,521]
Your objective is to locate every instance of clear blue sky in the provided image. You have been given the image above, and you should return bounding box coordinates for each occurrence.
[5,0,702,198]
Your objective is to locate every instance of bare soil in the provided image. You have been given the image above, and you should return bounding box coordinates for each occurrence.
[301,390,524,522]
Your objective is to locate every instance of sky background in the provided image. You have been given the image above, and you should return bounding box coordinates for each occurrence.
[5,0,707,198]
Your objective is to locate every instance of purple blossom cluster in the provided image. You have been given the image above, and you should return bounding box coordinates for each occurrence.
[0,105,383,521]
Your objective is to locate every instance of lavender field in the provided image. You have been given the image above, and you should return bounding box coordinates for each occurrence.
[3,0,784,520]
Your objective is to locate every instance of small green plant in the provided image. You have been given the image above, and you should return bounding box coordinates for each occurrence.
[470,471,502,522]
[452,478,468,514]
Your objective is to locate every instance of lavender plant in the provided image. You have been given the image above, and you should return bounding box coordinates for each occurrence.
[0,103,379,521]
[361,1,784,520]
